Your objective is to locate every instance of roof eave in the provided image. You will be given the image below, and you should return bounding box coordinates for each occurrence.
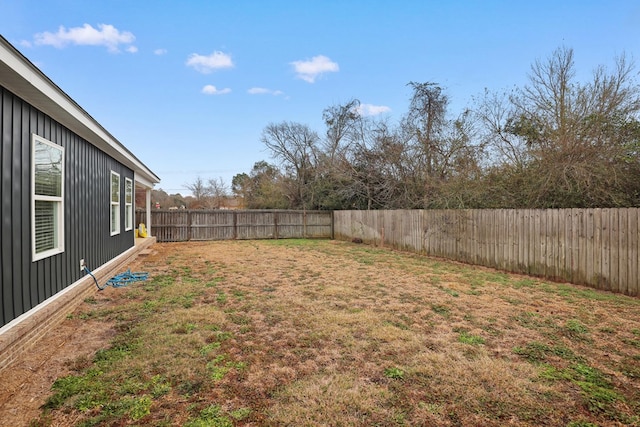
[0,36,160,186]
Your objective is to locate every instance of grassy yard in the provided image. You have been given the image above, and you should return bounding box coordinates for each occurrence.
[32,240,639,426]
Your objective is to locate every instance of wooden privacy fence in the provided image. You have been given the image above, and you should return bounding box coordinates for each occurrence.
[333,209,639,296]
[136,210,333,242]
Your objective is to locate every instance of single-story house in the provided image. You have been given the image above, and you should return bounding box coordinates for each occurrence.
[0,36,160,366]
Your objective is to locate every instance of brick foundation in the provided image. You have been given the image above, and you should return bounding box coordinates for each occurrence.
[0,237,156,373]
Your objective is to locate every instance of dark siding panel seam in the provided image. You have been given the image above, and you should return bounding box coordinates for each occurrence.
[28,108,38,310]
[20,100,30,320]
[1,88,14,325]
[11,95,23,321]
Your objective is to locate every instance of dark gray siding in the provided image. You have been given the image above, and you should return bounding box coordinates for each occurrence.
[1,86,134,327]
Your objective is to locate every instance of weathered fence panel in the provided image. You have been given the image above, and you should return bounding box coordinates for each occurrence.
[136,210,333,242]
[333,209,639,297]
[137,208,638,296]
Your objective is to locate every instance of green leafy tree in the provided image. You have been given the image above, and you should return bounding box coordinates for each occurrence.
[232,161,289,209]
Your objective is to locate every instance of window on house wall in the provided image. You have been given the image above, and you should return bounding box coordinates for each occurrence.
[32,134,65,261]
[125,177,133,231]
[110,171,120,235]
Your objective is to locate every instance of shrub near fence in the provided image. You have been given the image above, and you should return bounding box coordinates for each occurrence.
[333,209,640,297]
[136,210,333,242]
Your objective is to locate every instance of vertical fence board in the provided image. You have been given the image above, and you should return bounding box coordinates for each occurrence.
[512,209,519,271]
[499,209,507,270]
[563,209,573,283]
[508,210,514,270]
[526,210,534,276]
[421,210,428,255]
[554,210,561,280]
[488,210,495,269]
[446,210,452,257]
[629,208,640,296]
[433,210,442,256]
[630,209,639,296]
[491,209,498,268]
[447,210,455,258]
[501,209,508,270]
[434,210,442,256]
[445,210,449,256]
[537,210,546,277]
[516,210,525,272]
[610,209,620,294]
[547,210,557,279]
[589,209,599,288]
[472,210,480,264]
[424,210,433,255]
[463,210,472,263]
[414,210,424,253]
[557,209,566,281]
[437,211,444,256]
[576,209,590,287]
[572,209,580,284]
[457,210,463,260]
[479,211,486,266]
[544,210,551,278]
[601,209,611,291]
[618,209,628,295]
[491,210,497,269]
[547,210,554,277]
[487,209,494,267]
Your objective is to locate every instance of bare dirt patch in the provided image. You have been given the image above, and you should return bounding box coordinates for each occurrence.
[1,240,639,426]
[0,317,115,426]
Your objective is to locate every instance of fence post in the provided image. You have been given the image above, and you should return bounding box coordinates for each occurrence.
[233,211,237,240]
[331,210,335,240]
[187,210,192,241]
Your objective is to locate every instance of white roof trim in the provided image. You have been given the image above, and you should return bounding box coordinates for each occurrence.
[0,36,160,186]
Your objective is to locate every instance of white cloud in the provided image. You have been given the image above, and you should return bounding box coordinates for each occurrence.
[202,85,231,95]
[290,55,339,83]
[248,87,284,96]
[34,23,136,53]
[356,103,391,117]
[154,48,167,55]
[186,51,233,74]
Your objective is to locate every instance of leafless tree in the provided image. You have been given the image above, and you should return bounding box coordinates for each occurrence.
[322,99,362,161]
[405,82,448,178]
[207,177,228,209]
[476,47,640,207]
[261,122,321,209]
[184,176,210,207]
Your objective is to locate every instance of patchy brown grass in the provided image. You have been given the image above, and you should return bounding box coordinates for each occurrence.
[10,239,640,426]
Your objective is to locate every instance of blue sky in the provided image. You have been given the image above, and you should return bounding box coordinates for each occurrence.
[2,0,639,195]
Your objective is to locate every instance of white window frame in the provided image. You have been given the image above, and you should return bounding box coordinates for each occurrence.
[110,171,120,236]
[125,177,133,231]
[31,134,65,261]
